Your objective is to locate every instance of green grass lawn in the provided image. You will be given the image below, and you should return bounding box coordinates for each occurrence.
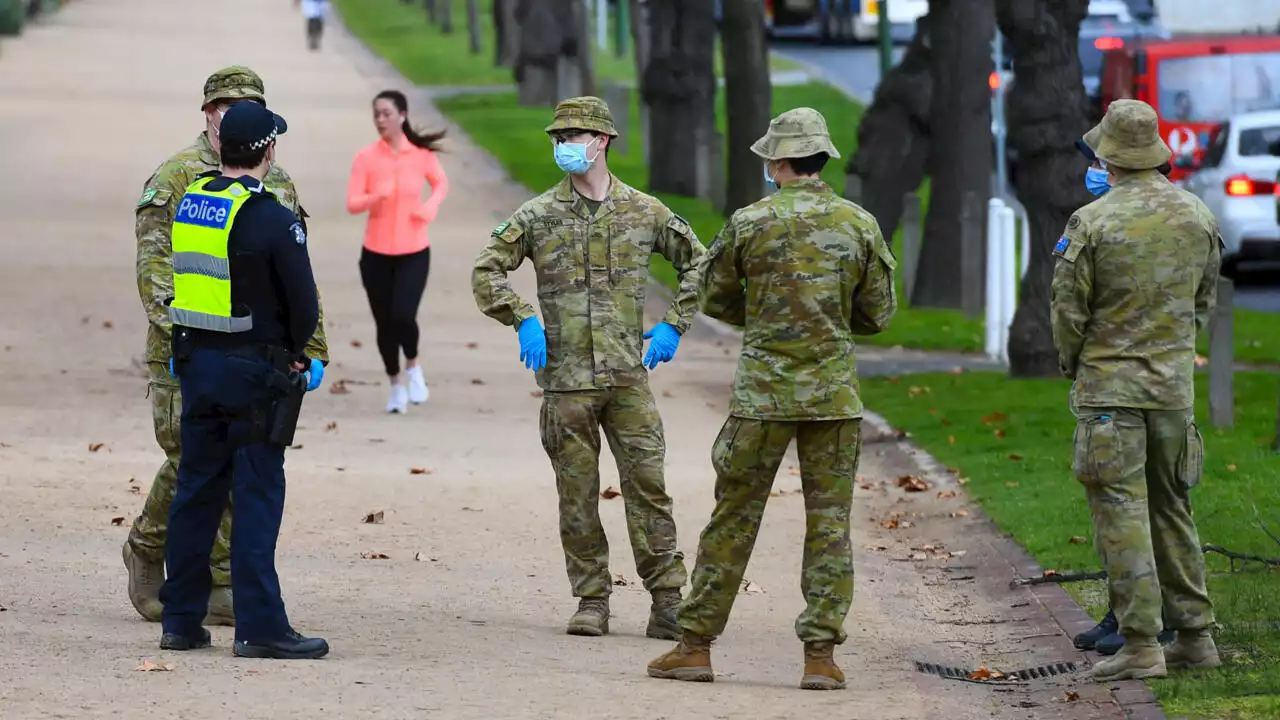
[862,371,1280,720]
[333,0,800,87]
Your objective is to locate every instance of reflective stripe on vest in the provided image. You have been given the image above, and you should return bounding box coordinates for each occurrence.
[168,176,254,333]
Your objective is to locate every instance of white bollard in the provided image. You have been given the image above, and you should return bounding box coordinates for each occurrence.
[985,198,1007,361]
[999,204,1018,363]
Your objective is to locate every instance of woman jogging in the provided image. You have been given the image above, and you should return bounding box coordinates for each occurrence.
[346,90,449,414]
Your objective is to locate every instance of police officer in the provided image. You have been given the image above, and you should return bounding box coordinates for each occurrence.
[471,96,706,639]
[647,108,896,690]
[1052,99,1221,682]
[159,100,329,660]
[126,65,330,625]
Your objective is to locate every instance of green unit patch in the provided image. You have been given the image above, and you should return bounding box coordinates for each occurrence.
[137,188,158,208]
[492,221,510,236]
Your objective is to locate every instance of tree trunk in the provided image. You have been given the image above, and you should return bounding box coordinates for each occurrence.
[848,15,932,246]
[640,0,717,197]
[515,0,569,106]
[996,0,1094,377]
[572,0,597,98]
[914,0,994,313]
[720,0,772,213]
[467,0,482,54]
[495,0,520,67]
[425,0,437,24]
[440,0,454,34]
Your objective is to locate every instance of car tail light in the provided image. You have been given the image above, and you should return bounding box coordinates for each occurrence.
[1224,175,1277,196]
[1094,37,1124,51]
[989,72,1000,90]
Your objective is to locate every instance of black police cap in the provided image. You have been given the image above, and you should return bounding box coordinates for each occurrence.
[220,101,288,151]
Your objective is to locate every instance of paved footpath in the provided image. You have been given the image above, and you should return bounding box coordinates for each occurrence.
[0,1,1158,718]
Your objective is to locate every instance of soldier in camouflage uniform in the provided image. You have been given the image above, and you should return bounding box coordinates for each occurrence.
[1051,99,1221,682]
[125,66,330,624]
[647,108,896,690]
[471,97,704,640]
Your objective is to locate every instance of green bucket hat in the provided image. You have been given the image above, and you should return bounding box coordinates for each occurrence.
[751,107,841,161]
[201,65,267,109]
[1083,99,1171,170]
[544,96,618,137]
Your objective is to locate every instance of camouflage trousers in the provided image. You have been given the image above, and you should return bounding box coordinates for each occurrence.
[679,416,861,643]
[126,362,233,586]
[1073,406,1215,639]
[539,383,688,598]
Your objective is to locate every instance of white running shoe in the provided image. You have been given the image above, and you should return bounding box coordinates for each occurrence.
[386,383,409,414]
[406,366,430,405]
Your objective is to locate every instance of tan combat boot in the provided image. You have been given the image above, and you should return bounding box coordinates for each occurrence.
[1163,629,1221,670]
[566,597,610,636]
[646,588,682,640]
[205,586,235,626]
[801,641,847,690]
[1092,637,1167,682]
[122,541,163,622]
[647,632,714,682]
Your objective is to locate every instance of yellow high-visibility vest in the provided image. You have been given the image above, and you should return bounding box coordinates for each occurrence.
[168,177,255,333]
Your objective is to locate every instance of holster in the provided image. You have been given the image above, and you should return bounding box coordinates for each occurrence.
[264,369,307,446]
[170,326,197,376]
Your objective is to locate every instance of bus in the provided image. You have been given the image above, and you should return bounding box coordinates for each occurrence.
[764,0,928,45]
[1099,34,1280,183]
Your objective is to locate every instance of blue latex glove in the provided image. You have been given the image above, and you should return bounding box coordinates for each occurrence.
[168,358,175,378]
[304,357,325,392]
[643,322,681,370]
[518,317,547,371]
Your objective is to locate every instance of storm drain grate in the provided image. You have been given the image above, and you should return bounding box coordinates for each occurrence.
[914,661,1079,682]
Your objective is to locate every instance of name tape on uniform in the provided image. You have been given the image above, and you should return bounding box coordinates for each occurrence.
[176,194,234,230]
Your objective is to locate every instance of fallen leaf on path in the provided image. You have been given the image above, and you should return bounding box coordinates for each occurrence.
[88,443,104,452]
[1005,482,1019,488]
[957,477,970,485]
[461,506,481,512]
[1008,454,1024,461]
[919,544,942,552]
[896,475,930,492]
[1226,463,1238,472]
[413,552,424,561]
[360,553,390,560]
[362,511,385,524]
[129,486,140,494]
[936,490,957,499]
[329,380,350,394]
[350,339,363,348]
[948,550,968,558]
[858,483,877,490]
[662,390,673,398]
[788,466,800,476]
[946,435,956,445]
[465,342,479,349]
[968,665,1005,680]
[102,320,114,329]
[864,545,887,552]
[981,412,1009,425]
[1063,690,1080,702]
[325,422,338,432]
[951,510,970,518]
[881,517,901,529]
[470,378,485,385]
[289,444,304,450]
[600,486,621,499]
[1042,570,1060,578]
[409,468,432,475]
[134,661,172,672]
[110,517,124,526]
[1069,536,1087,544]
[908,385,931,398]
[613,574,630,586]
[81,316,90,325]
[909,552,930,561]
[993,429,1006,440]
[740,580,764,594]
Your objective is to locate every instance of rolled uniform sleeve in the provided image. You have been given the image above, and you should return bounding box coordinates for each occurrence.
[851,226,897,335]
[472,216,538,328]
[1050,214,1093,379]
[272,217,321,352]
[698,221,746,326]
[655,211,706,333]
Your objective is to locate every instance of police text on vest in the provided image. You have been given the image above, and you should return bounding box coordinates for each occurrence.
[176,194,234,230]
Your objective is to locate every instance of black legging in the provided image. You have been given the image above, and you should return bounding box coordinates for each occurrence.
[358,246,431,377]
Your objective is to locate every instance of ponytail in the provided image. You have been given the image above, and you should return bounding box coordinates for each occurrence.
[374,89,446,152]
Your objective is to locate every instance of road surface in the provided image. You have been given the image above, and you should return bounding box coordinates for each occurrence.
[0,2,1151,718]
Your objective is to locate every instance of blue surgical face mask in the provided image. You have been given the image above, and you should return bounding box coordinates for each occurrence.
[763,163,778,193]
[554,136,601,175]
[1085,166,1111,197]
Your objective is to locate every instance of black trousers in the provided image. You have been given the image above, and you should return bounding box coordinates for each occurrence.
[359,246,431,377]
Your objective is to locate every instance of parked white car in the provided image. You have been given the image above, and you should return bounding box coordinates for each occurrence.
[1178,109,1280,273]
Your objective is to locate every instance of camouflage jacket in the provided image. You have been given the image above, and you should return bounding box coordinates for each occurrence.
[1051,169,1221,410]
[700,178,897,420]
[135,132,329,367]
[472,174,706,391]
